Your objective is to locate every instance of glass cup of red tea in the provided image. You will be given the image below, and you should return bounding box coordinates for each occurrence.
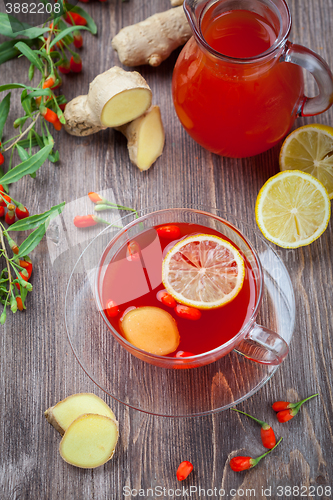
[95,207,290,369]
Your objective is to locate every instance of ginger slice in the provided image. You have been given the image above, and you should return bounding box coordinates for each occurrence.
[117,106,165,171]
[45,393,117,436]
[64,66,152,136]
[59,414,119,469]
[120,306,180,355]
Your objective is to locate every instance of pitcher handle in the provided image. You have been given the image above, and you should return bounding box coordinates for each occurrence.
[234,323,289,366]
[281,41,333,117]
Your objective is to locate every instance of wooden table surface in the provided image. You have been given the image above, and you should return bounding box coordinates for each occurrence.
[1,0,333,498]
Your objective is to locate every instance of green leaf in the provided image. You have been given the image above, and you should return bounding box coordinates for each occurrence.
[0,39,35,66]
[17,137,39,148]
[0,14,49,38]
[0,144,53,185]
[48,150,59,163]
[17,218,50,257]
[16,144,29,162]
[0,83,27,92]
[15,42,44,73]
[65,4,97,34]
[49,25,91,48]
[9,201,65,231]
[0,93,11,141]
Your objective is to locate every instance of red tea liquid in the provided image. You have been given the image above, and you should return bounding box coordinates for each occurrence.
[172,8,304,157]
[100,223,257,356]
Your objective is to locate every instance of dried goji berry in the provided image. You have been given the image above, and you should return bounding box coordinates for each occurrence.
[73,30,83,48]
[16,296,24,311]
[156,225,181,239]
[231,408,276,449]
[176,461,193,481]
[175,351,195,358]
[58,59,71,74]
[230,437,283,472]
[175,304,201,321]
[5,204,16,225]
[273,393,318,423]
[157,290,176,308]
[70,54,82,73]
[105,300,119,318]
[64,12,87,26]
[15,205,29,219]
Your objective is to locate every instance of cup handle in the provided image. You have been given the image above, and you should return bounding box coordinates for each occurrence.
[280,41,333,117]
[234,323,289,366]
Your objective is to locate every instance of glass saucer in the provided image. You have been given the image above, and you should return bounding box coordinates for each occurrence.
[64,206,295,417]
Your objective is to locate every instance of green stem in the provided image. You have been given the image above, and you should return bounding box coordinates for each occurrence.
[231,408,267,428]
[4,114,40,153]
[252,437,283,466]
[293,393,319,412]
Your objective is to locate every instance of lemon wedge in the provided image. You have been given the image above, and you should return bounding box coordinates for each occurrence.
[162,234,245,309]
[255,170,331,248]
[280,124,333,199]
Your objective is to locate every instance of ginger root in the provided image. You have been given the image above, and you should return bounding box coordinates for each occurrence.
[116,106,165,171]
[45,393,117,436]
[59,414,119,469]
[64,66,152,136]
[171,0,183,6]
[111,6,192,67]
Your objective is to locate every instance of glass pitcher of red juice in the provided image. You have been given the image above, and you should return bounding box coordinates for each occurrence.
[172,0,333,158]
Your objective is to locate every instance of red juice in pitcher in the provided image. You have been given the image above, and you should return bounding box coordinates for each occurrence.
[172,6,304,157]
[100,223,257,356]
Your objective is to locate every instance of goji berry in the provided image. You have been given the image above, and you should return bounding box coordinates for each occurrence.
[230,437,283,472]
[157,290,176,308]
[0,206,4,217]
[58,59,71,74]
[7,235,19,254]
[5,204,16,225]
[176,461,193,481]
[88,192,104,203]
[43,75,56,89]
[64,12,87,26]
[40,106,58,124]
[175,351,195,358]
[126,241,140,261]
[74,215,97,227]
[0,193,11,207]
[231,408,276,449]
[20,258,33,279]
[73,31,83,48]
[15,270,29,291]
[175,304,201,321]
[273,393,318,423]
[15,205,29,219]
[52,118,62,132]
[0,152,4,166]
[105,300,119,318]
[16,296,24,311]
[156,225,181,239]
[51,77,62,90]
[70,54,82,73]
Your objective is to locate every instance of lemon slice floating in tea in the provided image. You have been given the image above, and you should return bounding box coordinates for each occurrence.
[279,124,333,199]
[255,170,331,248]
[162,234,245,310]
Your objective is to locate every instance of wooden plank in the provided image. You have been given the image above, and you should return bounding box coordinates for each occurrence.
[0,0,332,498]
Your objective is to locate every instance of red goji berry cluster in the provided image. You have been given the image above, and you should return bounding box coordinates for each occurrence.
[0,184,30,226]
[229,393,318,472]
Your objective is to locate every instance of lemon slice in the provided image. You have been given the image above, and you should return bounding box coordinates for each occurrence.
[162,234,245,309]
[280,124,333,199]
[255,170,331,248]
